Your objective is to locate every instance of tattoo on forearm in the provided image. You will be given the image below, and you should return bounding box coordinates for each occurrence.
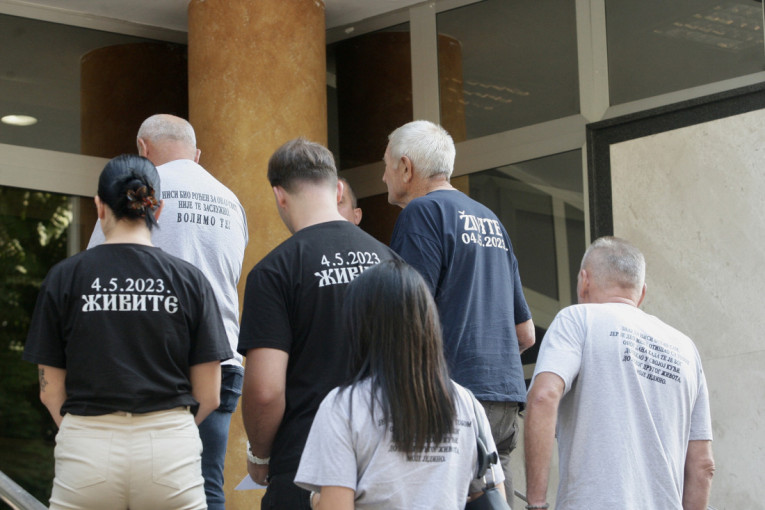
[38,368,48,392]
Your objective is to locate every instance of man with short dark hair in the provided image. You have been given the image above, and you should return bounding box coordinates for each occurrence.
[338,177,362,225]
[382,120,535,507]
[238,138,398,509]
[525,237,714,510]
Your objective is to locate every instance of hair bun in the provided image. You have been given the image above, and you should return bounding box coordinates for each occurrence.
[126,185,158,214]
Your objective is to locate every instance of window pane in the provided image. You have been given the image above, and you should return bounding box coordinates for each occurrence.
[437,0,579,141]
[0,14,175,153]
[329,23,412,169]
[0,186,88,502]
[468,150,584,303]
[607,0,764,105]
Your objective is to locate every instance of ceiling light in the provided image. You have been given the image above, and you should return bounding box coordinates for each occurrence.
[1,115,38,126]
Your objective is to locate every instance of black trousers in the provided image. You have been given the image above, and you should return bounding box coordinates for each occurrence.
[261,471,312,510]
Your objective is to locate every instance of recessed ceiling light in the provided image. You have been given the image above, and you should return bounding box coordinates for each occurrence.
[1,115,38,126]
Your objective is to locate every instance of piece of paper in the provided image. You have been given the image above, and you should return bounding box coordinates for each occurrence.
[235,475,267,491]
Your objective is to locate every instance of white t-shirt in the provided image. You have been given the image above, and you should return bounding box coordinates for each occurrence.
[295,379,502,509]
[531,303,713,510]
[89,159,248,366]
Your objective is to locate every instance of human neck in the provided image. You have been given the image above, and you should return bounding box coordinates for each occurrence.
[400,176,455,207]
[286,190,346,233]
[102,220,153,246]
[581,289,639,307]
[144,141,196,167]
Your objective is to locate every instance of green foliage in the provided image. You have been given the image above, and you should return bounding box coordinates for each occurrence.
[0,186,70,504]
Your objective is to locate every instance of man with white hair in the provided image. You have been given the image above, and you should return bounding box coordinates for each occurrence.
[89,114,248,510]
[382,120,535,507]
[524,236,714,510]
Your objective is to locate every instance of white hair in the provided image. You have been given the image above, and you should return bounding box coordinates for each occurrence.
[137,114,196,148]
[582,236,646,291]
[387,120,455,179]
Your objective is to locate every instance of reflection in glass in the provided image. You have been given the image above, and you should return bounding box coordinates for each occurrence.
[0,14,165,153]
[0,186,82,502]
[607,0,764,105]
[436,0,579,140]
[329,23,412,170]
[468,150,584,308]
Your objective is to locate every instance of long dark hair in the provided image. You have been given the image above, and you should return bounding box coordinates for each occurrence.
[97,154,161,230]
[343,259,456,453]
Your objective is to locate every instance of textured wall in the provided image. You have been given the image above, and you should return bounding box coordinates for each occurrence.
[610,108,765,507]
[188,1,327,508]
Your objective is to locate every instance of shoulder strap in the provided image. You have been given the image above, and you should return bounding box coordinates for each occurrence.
[468,391,498,480]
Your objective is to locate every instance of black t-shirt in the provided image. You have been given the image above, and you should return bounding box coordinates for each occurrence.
[238,221,399,476]
[23,243,232,416]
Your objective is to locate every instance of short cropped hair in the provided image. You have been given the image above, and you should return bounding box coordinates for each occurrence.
[581,236,646,291]
[387,120,455,179]
[339,177,357,208]
[137,114,196,148]
[267,138,338,192]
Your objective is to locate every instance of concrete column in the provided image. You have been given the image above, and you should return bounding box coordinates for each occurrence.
[187,1,326,508]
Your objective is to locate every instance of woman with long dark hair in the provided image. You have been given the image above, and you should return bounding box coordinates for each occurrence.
[23,154,232,510]
[295,259,505,508]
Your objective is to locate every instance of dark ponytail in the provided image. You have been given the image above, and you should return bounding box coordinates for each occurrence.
[97,154,161,230]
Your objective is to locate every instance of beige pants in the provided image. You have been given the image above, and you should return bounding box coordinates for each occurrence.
[49,408,206,510]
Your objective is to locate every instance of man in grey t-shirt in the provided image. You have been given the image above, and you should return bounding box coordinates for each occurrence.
[524,237,714,510]
[88,114,248,510]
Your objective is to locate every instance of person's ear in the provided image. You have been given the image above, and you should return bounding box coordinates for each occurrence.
[337,180,344,204]
[401,156,413,183]
[353,207,362,226]
[154,199,165,221]
[637,283,647,307]
[94,196,106,220]
[273,186,288,209]
[576,268,589,303]
[137,138,148,158]
[194,149,201,164]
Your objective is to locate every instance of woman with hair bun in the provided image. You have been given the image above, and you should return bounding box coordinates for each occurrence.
[295,259,505,509]
[23,154,233,510]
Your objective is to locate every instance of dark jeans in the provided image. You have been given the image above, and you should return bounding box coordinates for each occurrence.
[197,365,244,510]
[479,400,520,510]
[261,471,312,510]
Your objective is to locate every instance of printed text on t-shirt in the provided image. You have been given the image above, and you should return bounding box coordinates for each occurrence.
[315,251,384,287]
[163,190,239,230]
[82,277,178,313]
[381,418,472,463]
[458,210,508,251]
[616,326,688,384]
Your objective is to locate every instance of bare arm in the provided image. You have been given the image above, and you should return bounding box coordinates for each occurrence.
[517,318,535,354]
[190,361,221,425]
[38,365,66,427]
[682,440,714,510]
[315,486,355,510]
[524,372,565,507]
[241,347,289,485]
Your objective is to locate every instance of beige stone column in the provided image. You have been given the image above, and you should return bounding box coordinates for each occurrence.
[187,1,327,508]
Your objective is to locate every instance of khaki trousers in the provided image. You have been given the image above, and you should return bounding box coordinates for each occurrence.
[49,407,205,510]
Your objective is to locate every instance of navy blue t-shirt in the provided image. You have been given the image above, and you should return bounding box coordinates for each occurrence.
[391,190,531,402]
